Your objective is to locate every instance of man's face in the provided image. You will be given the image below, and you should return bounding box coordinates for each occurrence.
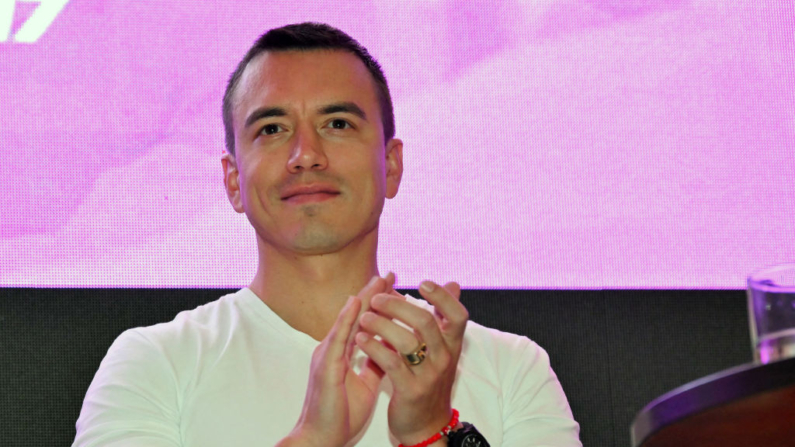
[223,50,403,255]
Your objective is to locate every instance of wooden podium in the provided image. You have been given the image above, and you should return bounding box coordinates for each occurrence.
[631,356,795,447]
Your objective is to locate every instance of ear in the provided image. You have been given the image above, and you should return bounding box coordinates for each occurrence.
[221,152,245,213]
[384,138,403,199]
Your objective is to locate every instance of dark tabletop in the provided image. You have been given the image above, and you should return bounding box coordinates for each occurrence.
[631,356,795,447]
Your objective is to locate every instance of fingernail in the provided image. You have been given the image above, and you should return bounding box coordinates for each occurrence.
[360,312,376,324]
[420,281,435,292]
[355,332,370,345]
[367,276,379,287]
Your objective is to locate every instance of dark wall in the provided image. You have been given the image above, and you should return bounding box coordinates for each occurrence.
[0,288,751,447]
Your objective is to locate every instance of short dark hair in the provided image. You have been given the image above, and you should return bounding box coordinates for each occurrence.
[222,22,395,155]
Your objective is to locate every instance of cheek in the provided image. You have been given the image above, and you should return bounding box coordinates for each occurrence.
[239,159,278,207]
[354,160,387,199]
[365,151,388,183]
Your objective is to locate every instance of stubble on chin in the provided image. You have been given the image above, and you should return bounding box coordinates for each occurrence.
[290,227,342,254]
[289,208,342,254]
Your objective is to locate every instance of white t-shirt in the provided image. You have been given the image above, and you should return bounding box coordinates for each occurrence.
[73,289,581,446]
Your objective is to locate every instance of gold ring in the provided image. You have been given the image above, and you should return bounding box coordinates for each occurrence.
[404,343,428,366]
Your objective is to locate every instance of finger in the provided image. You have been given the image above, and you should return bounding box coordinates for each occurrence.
[358,310,421,356]
[389,288,406,300]
[328,296,361,361]
[442,281,461,301]
[364,275,388,297]
[358,276,389,310]
[346,276,389,355]
[418,281,468,338]
[357,357,385,393]
[384,271,396,290]
[344,296,359,360]
[369,294,446,354]
[435,282,462,320]
[355,332,413,387]
[381,271,408,301]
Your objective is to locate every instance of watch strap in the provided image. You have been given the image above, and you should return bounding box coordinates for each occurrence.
[447,422,490,447]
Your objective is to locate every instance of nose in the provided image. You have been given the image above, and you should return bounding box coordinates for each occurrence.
[287,125,328,173]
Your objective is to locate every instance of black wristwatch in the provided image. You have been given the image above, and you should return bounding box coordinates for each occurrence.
[447,422,490,447]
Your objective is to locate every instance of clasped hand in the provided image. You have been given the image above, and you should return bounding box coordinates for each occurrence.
[281,274,468,447]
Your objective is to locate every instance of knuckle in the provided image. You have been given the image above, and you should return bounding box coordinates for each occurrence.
[451,307,469,325]
[416,311,435,330]
[383,352,404,371]
[371,294,391,311]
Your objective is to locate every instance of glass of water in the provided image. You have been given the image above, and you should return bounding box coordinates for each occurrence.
[747,263,795,364]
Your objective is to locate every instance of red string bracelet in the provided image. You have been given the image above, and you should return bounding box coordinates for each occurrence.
[398,409,460,447]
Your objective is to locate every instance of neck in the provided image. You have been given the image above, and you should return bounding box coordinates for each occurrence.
[248,229,380,341]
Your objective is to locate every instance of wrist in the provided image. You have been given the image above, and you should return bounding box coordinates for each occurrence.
[424,421,463,447]
[397,409,459,447]
[446,422,491,447]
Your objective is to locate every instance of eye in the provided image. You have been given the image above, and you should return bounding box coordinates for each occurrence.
[329,119,352,130]
[260,123,284,135]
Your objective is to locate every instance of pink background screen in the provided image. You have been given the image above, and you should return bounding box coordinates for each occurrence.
[1,0,793,288]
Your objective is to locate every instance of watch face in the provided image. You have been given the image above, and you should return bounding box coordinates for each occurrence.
[451,423,490,447]
[462,433,485,447]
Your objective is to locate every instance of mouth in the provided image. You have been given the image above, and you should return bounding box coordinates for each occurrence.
[281,184,341,204]
[283,191,340,204]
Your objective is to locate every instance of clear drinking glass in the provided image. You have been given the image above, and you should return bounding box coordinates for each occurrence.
[747,263,795,364]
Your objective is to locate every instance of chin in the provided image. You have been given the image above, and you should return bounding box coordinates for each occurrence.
[289,229,346,255]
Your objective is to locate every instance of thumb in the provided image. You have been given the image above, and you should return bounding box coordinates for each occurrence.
[443,281,461,300]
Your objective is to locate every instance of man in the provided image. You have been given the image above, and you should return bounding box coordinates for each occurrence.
[73,23,580,447]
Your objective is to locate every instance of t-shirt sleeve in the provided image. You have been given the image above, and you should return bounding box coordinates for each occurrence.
[73,329,182,447]
[501,338,581,447]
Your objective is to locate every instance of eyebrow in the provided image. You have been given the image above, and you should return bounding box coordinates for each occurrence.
[244,107,287,129]
[319,102,368,121]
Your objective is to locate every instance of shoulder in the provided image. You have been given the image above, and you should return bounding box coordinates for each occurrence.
[86,290,251,402]
[461,315,556,395]
[74,292,248,446]
[104,289,250,375]
[125,289,246,345]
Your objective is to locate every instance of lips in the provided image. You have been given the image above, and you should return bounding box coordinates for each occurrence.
[280,184,341,203]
